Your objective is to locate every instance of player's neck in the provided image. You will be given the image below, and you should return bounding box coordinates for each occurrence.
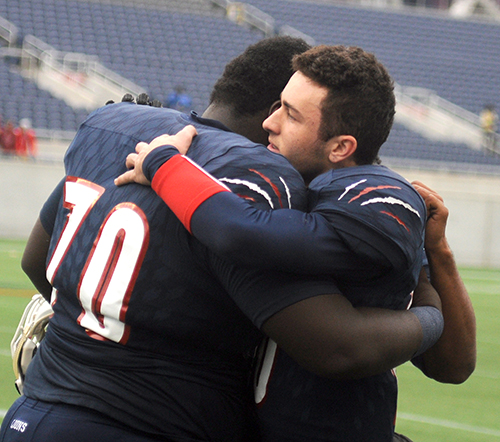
[202,104,269,145]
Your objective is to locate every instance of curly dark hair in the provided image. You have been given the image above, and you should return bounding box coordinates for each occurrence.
[292,45,395,165]
[210,36,311,117]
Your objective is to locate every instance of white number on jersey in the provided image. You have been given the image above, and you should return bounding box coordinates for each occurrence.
[46,177,149,344]
[254,338,278,404]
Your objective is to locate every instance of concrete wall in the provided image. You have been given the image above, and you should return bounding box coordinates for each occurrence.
[0,158,65,238]
[2,157,500,268]
[392,167,500,269]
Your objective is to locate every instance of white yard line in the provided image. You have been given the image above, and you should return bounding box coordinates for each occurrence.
[398,412,500,437]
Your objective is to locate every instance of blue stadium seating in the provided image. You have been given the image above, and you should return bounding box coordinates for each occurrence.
[239,0,500,169]
[0,0,499,171]
[383,123,500,168]
[0,0,261,130]
[0,58,88,131]
[243,0,500,116]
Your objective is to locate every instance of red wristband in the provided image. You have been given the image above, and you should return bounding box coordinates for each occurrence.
[151,155,229,233]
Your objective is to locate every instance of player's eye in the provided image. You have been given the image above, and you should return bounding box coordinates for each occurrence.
[269,100,281,116]
[286,108,297,121]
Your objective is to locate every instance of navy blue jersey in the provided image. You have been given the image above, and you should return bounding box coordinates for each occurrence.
[23,103,342,440]
[148,156,426,441]
[189,164,425,308]
[306,165,426,308]
[255,344,398,442]
[254,167,425,442]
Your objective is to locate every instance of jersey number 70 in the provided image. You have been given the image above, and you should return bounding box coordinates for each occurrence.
[46,177,150,344]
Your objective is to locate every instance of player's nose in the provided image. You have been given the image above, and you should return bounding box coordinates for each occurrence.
[263,109,280,135]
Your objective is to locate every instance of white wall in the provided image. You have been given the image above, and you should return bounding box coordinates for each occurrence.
[2,158,500,268]
[0,159,64,238]
[393,167,500,268]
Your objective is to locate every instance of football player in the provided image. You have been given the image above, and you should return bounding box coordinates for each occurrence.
[116,46,475,441]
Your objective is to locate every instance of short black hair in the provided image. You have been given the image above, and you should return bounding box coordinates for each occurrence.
[210,36,311,116]
[293,45,395,165]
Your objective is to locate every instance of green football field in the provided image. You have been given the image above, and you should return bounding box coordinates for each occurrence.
[0,238,499,440]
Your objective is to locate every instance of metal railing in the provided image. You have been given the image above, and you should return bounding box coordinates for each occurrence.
[396,85,481,126]
[278,25,316,45]
[226,2,276,36]
[21,35,145,109]
[213,1,316,48]
[0,15,18,47]
[394,84,484,151]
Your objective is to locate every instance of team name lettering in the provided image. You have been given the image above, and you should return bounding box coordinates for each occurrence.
[10,419,28,432]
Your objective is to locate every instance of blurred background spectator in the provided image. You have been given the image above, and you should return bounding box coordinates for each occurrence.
[480,104,499,152]
[1,120,16,156]
[166,85,193,112]
[0,118,38,159]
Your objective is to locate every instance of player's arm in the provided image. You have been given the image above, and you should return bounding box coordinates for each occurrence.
[412,181,476,384]
[22,218,52,301]
[21,179,64,302]
[115,131,405,276]
[216,257,443,380]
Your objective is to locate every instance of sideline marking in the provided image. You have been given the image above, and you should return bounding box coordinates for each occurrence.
[398,412,500,437]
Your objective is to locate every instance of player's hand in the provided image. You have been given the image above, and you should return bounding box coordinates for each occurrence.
[142,125,197,156]
[412,180,449,254]
[115,125,198,187]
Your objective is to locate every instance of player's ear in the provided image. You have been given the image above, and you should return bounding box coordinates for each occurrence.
[327,135,357,166]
